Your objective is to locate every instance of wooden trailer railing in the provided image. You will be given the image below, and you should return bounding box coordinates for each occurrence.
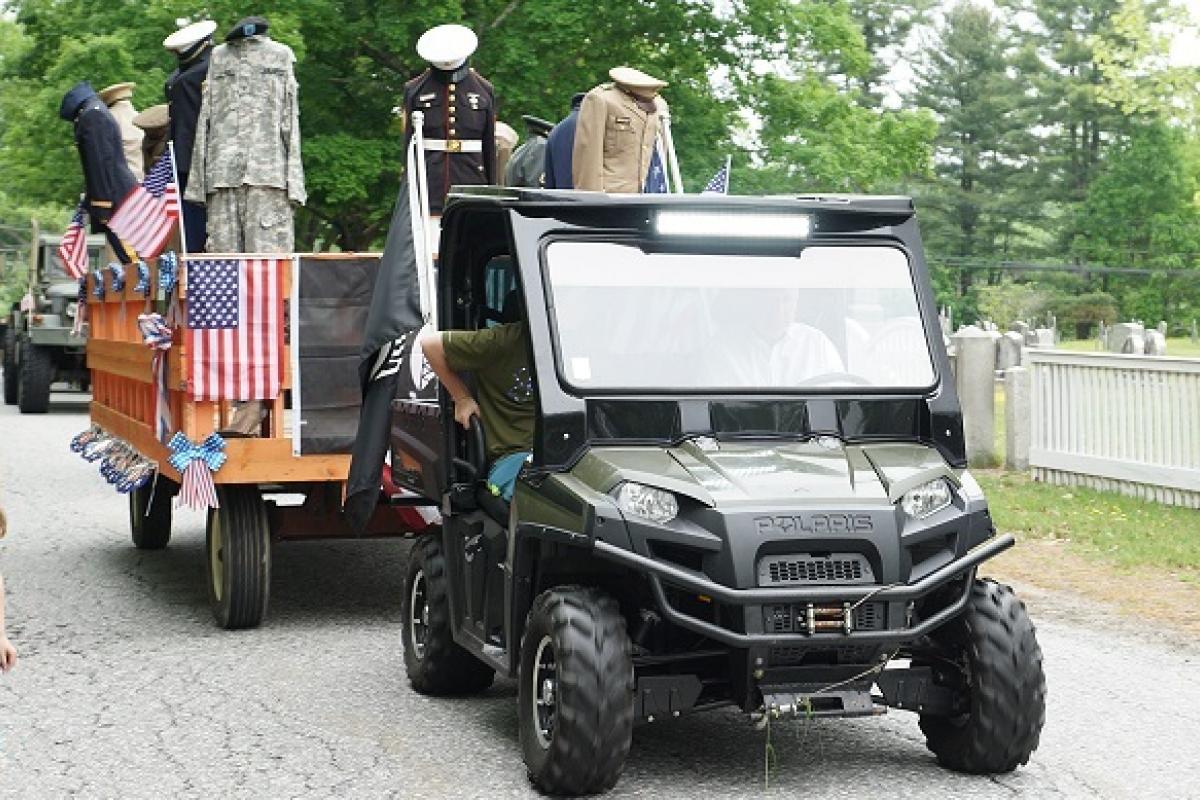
[85,254,359,485]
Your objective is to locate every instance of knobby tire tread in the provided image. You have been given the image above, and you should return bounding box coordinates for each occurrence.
[920,578,1047,773]
[520,586,635,796]
[403,534,495,695]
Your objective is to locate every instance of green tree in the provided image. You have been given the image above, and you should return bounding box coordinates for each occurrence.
[912,2,1034,292]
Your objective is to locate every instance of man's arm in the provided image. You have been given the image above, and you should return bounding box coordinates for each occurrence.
[419,330,481,429]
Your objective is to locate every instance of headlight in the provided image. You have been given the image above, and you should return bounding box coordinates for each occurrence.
[901,478,953,519]
[615,482,679,525]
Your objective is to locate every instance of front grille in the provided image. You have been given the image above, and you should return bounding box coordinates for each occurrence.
[764,602,885,634]
[758,553,875,587]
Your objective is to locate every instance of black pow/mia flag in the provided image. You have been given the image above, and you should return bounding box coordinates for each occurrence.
[343,180,428,532]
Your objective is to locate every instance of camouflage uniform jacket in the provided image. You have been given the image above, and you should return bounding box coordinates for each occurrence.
[185,36,306,205]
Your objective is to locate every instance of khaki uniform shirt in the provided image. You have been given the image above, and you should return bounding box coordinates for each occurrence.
[108,99,145,181]
[571,83,667,193]
[185,36,306,205]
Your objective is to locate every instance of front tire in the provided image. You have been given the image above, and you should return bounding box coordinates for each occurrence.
[205,485,271,629]
[919,579,1046,773]
[402,533,495,694]
[17,341,52,414]
[518,586,635,796]
[2,326,17,405]
[130,477,176,550]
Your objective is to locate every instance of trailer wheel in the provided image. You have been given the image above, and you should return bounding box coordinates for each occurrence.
[518,586,635,796]
[2,326,17,405]
[918,579,1046,773]
[402,533,495,694]
[206,485,271,629]
[17,341,52,414]
[130,477,176,550]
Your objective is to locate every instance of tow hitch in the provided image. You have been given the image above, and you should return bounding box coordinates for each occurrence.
[757,685,884,720]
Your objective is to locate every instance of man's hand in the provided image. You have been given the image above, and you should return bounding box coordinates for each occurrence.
[0,637,15,673]
[453,396,481,430]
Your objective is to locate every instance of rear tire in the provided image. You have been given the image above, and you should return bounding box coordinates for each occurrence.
[205,485,271,629]
[518,586,635,796]
[130,477,176,550]
[919,579,1046,773]
[17,341,52,414]
[2,326,17,405]
[402,533,495,694]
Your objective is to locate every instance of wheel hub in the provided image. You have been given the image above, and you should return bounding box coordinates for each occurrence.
[532,635,557,749]
[209,511,224,602]
[410,570,429,660]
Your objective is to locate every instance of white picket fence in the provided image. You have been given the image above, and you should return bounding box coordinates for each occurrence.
[1027,349,1200,508]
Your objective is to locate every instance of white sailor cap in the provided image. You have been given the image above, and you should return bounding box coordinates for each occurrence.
[416,24,478,69]
[163,20,218,52]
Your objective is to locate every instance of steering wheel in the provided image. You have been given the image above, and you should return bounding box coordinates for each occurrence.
[451,416,489,483]
[794,372,873,388]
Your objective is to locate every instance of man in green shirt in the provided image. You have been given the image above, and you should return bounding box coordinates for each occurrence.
[419,321,534,501]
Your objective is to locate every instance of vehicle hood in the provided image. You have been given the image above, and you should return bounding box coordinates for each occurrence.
[577,439,957,508]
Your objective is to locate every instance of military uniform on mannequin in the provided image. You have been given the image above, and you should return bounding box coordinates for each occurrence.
[544,92,586,190]
[133,103,170,175]
[572,67,669,194]
[99,83,145,181]
[404,24,496,213]
[504,115,553,189]
[185,16,306,254]
[495,120,518,184]
[59,81,137,264]
[164,20,217,252]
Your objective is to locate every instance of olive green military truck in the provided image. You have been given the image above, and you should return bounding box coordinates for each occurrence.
[3,230,102,412]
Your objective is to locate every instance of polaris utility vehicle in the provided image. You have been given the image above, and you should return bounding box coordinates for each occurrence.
[391,189,1046,796]
[3,230,101,412]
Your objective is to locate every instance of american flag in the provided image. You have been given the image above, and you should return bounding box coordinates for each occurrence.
[107,150,180,259]
[702,157,731,194]
[56,204,90,279]
[644,145,669,193]
[185,258,286,402]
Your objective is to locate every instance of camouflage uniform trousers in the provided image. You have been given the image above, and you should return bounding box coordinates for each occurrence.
[205,185,293,253]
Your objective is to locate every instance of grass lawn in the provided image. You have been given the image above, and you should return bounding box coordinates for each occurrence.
[975,470,1200,582]
[1057,336,1200,358]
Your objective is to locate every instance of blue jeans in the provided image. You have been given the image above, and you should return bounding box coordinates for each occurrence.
[487,451,531,502]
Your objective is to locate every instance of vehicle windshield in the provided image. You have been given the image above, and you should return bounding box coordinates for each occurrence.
[543,242,935,391]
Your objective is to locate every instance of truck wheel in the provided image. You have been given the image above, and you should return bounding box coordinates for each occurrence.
[919,579,1046,773]
[17,341,52,414]
[2,326,16,405]
[402,534,495,694]
[130,477,176,550]
[518,586,635,796]
[205,485,271,629]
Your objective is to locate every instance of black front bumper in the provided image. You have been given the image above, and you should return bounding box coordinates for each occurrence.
[593,534,1014,647]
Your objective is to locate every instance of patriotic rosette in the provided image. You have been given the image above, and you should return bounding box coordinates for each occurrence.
[168,432,226,509]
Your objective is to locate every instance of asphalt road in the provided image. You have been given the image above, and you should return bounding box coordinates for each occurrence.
[1,391,1198,799]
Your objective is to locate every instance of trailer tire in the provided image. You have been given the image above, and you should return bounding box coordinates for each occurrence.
[919,579,1046,773]
[206,485,271,629]
[518,586,635,796]
[402,533,495,695]
[2,326,17,405]
[17,341,52,414]
[130,477,176,550]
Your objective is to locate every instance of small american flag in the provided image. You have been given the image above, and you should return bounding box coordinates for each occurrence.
[56,204,90,279]
[702,157,731,194]
[107,150,180,259]
[186,258,286,401]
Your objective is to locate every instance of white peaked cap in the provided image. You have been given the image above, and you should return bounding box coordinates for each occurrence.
[609,66,668,90]
[163,20,218,52]
[416,24,479,66]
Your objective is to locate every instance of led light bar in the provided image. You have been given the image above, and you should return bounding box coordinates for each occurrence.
[655,211,811,239]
